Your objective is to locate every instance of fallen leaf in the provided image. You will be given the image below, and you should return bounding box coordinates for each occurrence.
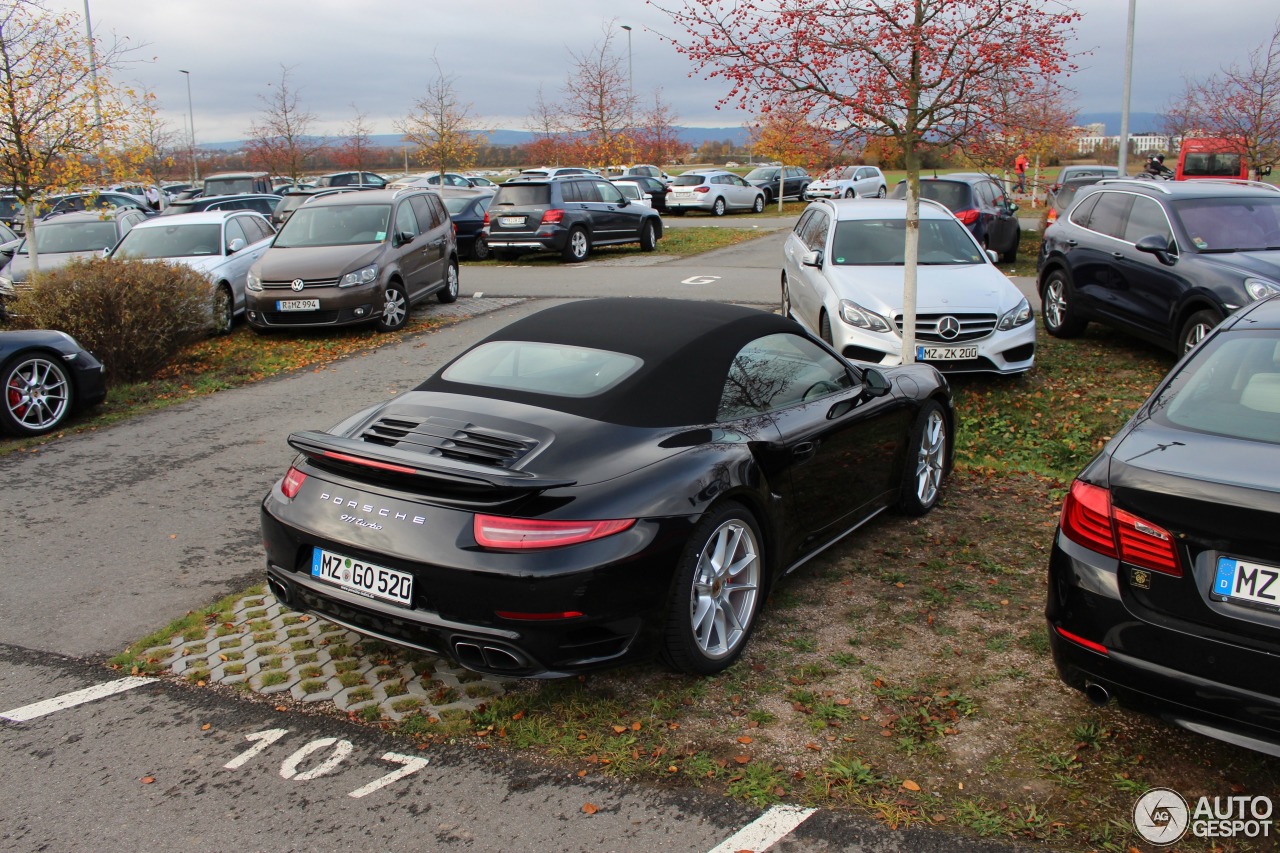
[630,721,641,731]
[902,780,921,792]
[140,776,155,784]
[218,654,228,662]
[835,697,852,706]
[200,723,211,731]
[667,723,680,730]
[668,765,678,773]
[275,705,288,712]
[511,710,525,721]
[577,770,587,778]
[805,742,822,751]
[582,803,599,815]
[733,755,751,765]
[736,736,753,744]
[612,724,627,734]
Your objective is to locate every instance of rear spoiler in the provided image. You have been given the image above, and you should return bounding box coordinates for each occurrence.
[287,430,576,492]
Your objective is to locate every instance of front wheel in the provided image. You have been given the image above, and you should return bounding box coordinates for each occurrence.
[437,260,459,303]
[1041,270,1086,338]
[562,227,590,262]
[898,400,949,516]
[661,502,764,675]
[1,353,73,436]
[781,276,793,319]
[1179,309,1221,353]
[751,195,764,214]
[819,310,834,346]
[844,188,856,199]
[375,282,408,332]
[876,186,886,198]
[213,284,234,335]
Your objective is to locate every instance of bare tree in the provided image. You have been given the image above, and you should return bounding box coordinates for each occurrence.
[122,85,179,183]
[245,65,323,182]
[632,89,682,166]
[560,22,637,166]
[335,105,374,173]
[525,84,568,165]
[0,0,131,271]
[398,55,483,180]
[1157,81,1204,151]
[1186,21,1280,179]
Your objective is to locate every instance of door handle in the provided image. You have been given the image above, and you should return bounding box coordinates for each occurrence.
[1112,251,1124,259]
[1065,240,1078,247]
[792,441,817,462]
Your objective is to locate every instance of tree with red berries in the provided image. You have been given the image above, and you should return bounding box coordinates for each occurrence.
[657,0,1079,362]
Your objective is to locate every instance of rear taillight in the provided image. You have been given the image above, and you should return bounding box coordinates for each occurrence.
[1046,208,1058,224]
[540,209,564,225]
[694,186,711,193]
[954,208,980,225]
[482,211,490,226]
[474,515,635,550]
[1059,480,1182,576]
[281,466,307,499]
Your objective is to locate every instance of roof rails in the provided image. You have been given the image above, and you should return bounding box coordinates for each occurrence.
[1190,179,1280,193]
[1096,178,1173,194]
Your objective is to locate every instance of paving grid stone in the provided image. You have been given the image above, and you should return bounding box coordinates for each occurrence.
[155,591,516,720]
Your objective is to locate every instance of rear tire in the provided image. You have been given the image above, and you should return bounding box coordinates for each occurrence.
[562,227,590,262]
[639,220,657,252]
[1001,228,1020,263]
[660,502,764,675]
[471,235,491,261]
[437,260,459,303]
[1,352,73,437]
[876,186,886,198]
[1041,269,1086,338]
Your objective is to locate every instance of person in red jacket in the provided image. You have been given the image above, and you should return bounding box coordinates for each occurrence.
[1014,153,1029,193]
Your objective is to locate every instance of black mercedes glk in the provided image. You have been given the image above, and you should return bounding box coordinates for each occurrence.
[1047,294,1280,757]
[1038,179,1280,355]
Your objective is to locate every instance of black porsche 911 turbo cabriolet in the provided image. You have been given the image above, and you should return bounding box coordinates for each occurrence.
[261,298,953,677]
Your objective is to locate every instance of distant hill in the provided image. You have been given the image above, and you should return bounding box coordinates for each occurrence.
[204,126,752,151]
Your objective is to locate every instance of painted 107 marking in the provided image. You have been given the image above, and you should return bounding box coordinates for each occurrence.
[224,728,429,799]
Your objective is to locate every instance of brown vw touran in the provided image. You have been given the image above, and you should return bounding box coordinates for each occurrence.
[245,188,458,332]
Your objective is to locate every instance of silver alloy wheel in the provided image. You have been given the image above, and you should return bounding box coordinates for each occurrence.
[445,263,458,297]
[688,519,761,659]
[382,287,407,327]
[781,277,792,317]
[876,186,886,198]
[568,229,588,260]
[914,408,947,507]
[1044,278,1068,330]
[1184,321,1212,352]
[5,356,70,432]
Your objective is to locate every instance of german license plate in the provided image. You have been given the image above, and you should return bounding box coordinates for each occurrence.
[498,216,525,227]
[276,299,320,311]
[1213,556,1280,608]
[311,548,413,606]
[917,345,978,361]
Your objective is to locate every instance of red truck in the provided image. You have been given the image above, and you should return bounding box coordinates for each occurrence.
[1175,138,1250,180]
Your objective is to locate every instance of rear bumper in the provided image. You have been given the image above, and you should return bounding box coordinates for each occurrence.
[1047,533,1280,754]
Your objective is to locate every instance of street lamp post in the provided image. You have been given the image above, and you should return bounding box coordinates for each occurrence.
[620,24,634,125]
[1117,0,1137,176]
[179,69,198,184]
[82,1,105,176]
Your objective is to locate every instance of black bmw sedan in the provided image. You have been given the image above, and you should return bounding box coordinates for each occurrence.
[261,299,953,677]
[1048,294,1280,756]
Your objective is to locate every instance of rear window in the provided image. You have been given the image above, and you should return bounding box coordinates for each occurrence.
[1182,152,1243,178]
[889,180,972,210]
[1155,332,1280,443]
[672,174,708,187]
[492,185,551,206]
[442,341,642,398]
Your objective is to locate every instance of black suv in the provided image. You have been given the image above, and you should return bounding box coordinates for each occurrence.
[484,176,663,262]
[744,166,811,203]
[1037,179,1280,354]
[891,173,1020,261]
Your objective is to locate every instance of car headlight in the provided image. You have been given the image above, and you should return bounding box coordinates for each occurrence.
[339,264,378,288]
[838,299,892,333]
[997,297,1033,330]
[1245,277,1280,301]
[246,270,262,292]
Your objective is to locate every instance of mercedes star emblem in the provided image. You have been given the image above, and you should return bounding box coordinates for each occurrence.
[937,316,961,340]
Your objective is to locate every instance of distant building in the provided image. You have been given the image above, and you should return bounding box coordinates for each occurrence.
[1074,131,1169,155]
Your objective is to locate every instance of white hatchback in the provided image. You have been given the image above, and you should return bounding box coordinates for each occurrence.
[782,198,1035,374]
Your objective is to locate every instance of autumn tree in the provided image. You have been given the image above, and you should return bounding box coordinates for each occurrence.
[524,84,569,166]
[658,0,1078,362]
[0,0,134,271]
[750,107,833,210]
[399,55,483,180]
[559,22,636,167]
[965,78,1078,205]
[1185,21,1280,179]
[335,106,375,172]
[120,86,179,187]
[1157,84,1204,151]
[632,90,682,167]
[245,65,322,182]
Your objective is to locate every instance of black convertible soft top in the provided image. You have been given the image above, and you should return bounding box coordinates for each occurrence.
[417,298,803,427]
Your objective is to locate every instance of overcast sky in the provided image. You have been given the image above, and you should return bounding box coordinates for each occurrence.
[44,0,1276,143]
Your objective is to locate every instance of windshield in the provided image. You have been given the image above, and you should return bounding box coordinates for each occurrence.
[820,167,857,181]
[745,168,779,181]
[21,220,119,254]
[114,223,223,258]
[831,219,984,266]
[1173,197,1280,252]
[443,196,489,217]
[274,204,390,248]
[1153,332,1280,443]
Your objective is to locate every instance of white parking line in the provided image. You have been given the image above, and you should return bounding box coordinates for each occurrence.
[707,804,817,853]
[0,677,152,722]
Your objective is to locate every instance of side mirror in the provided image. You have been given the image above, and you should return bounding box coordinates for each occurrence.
[862,367,892,398]
[1134,234,1176,265]
[393,231,413,247]
[802,249,824,268]
[227,237,246,254]
[1262,165,1274,177]
[986,249,1000,264]
[1006,202,1020,214]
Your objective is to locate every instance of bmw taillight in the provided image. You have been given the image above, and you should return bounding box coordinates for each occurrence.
[540,209,564,225]
[1059,480,1182,576]
[473,515,635,550]
[281,466,307,499]
[954,208,980,225]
